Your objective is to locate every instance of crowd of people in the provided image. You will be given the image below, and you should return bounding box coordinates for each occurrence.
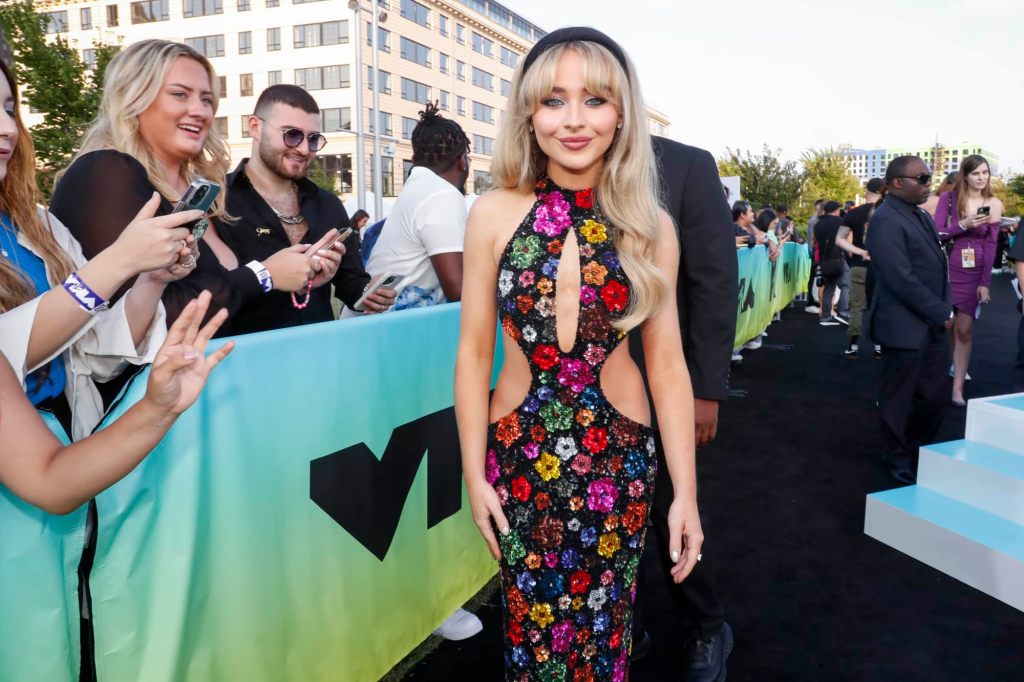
[2,22,1023,682]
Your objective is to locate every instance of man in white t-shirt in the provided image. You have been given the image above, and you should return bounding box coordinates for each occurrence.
[363,102,470,311]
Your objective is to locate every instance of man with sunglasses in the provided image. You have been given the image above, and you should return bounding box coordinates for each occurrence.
[224,85,396,334]
[864,156,953,485]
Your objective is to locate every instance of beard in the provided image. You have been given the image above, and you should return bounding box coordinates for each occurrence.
[258,139,309,181]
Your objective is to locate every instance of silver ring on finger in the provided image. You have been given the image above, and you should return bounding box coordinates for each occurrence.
[178,239,187,251]
[180,255,197,269]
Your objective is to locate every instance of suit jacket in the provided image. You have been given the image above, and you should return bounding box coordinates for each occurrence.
[865,196,952,350]
[629,137,737,403]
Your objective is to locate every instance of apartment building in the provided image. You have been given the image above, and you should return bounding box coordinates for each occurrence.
[842,143,999,184]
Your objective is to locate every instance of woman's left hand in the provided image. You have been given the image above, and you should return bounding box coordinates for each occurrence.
[667,494,704,584]
[978,286,991,304]
[310,242,345,289]
[149,238,200,283]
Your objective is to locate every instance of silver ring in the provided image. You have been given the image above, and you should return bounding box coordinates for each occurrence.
[697,553,703,562]
[180,255,197,269]
[178,239,187,251]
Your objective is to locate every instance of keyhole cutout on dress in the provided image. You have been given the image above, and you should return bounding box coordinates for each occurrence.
[555,226,581,354]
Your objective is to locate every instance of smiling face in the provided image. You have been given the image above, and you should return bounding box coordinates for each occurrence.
[531,48,620,189]
[0,71,19,183]
[254,102,321,181]
[137,57,213,170]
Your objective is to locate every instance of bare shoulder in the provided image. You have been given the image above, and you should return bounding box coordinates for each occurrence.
[469,187,535,224]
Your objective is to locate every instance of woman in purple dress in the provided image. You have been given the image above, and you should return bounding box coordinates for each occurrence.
[934,155,1004,407]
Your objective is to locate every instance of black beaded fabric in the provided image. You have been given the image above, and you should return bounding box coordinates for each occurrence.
[484,177,657,681]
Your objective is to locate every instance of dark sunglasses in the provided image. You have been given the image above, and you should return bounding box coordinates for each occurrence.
[258,118,327,152]
[897,173,932,186]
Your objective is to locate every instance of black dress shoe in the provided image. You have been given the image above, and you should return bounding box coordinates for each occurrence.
[684,622,733,682]
[630,629,653,662]
[888,465,916,485]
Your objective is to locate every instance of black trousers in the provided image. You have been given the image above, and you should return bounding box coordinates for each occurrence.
[637,434,724,640]
[878,333,950,471]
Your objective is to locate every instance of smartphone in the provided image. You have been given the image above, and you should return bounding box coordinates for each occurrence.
[305,227,353,256]
[172,178,221,240]
[352,272,403,312]
[977,206,991,216]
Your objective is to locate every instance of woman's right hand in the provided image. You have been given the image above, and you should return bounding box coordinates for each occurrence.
[262,244,316,292]
[961,213,987,230]
[111,193,202,275]
[467,478,509,560]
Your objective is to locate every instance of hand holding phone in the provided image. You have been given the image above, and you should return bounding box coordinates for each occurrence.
[977,205,991,217]
[172,178,221,240]
[353,272,402,312]
[304,227,352,256]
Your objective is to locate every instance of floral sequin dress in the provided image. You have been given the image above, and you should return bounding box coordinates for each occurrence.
[485,178,657,682]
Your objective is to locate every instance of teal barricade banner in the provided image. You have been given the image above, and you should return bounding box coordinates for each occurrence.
[89,304,497,682]
[735,242,811,347]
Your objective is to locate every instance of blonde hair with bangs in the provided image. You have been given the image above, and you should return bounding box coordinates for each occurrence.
[491,41,666,331]
[66,40,230,218]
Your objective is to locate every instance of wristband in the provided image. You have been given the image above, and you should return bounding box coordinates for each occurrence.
[62,272,109,315]
[245,260,273,293]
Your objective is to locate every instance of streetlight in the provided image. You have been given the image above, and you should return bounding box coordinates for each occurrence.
[347,0,388,222]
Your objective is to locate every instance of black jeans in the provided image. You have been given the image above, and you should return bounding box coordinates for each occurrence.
[878,333,950,471]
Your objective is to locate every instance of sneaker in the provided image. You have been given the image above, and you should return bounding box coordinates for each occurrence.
[819,317,841,327]
[834,313,849,325]
[433,608,483,641]
[684,622,734,682]
[804,305,820,314]
[874,345,882,358]
[843,344,859,358]
[948,364,973,381]
[743,338,762,350]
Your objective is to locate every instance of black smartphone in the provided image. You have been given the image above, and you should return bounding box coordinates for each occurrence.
[977,206,991,216]
[172,178,221,239]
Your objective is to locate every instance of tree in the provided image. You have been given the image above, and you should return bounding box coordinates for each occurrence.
[793,147,862,224]
[0,1,119,196]
[992,177,1024,218]
[717,145,803,210]
[307,158,339,194]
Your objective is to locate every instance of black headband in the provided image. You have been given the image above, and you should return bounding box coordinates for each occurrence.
[521,26,629,76]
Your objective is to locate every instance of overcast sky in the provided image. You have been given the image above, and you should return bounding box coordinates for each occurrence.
[504,0,1024,175]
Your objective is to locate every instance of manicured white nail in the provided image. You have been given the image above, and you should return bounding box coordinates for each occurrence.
[501,526,510,536]
[671,550,680,562]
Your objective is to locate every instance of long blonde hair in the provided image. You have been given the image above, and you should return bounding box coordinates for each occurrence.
[491,41,665,331]
[0,60,73,313]
[67,40,230,218]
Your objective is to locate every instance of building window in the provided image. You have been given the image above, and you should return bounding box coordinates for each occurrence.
[473,134,493,156]
[80,7,93,30]
[267,70,281,86]
[456,60,465,81]
[295,65,350,90]
[455,23,465,45]
[313,154,352,194]
[472,67,493,91]
[214,117,229,138]
[401,116,417,140]
[367,110,392,136]
[186,35,226,58]
[267,27,281,51]
[367,67,391,94]
[403,159,414,181]
[44,11,69,33]
[438,15,448,37]
[500,78,511,97]
[472,32,493,58]
[366,24,391,52]
[400,37,430,67]
[322,107,351,132]
[82,49,97,69]
[267,0,278,6]
[131,0,169,23]
[400,77,430,104]
[241,115,252,138]
[217,75,227,96]
[371,154,395,197]
[238,31,252,54]
[106,4,119,26]
[183,0,222,18]
[295,21,349,48]
[239,73,253,97]
[439,90,449,111]
[473,169,492,194]
[439,53,450,75]
[400,0,430,28]
[472,101,494,124]
[500,46,518,68]
[238,0,250,10]
[293,0,327,3]
[457,96,465,116]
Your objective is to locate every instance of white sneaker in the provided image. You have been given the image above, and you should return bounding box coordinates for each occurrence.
[948,364,972,381]
[804,305,820,314]
[433,608,483,641]
[743,338,762,350]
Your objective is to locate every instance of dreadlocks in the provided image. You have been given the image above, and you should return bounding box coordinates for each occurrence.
[410,101,470,173]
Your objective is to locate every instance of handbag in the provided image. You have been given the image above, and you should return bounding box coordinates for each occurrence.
[820,257,845,279]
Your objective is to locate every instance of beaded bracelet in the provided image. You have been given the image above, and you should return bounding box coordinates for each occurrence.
[291,279,313,309]
[62,272,109,315]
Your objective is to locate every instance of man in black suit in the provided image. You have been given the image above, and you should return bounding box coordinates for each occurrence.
[632,136,738,680]
[865,155,953,484]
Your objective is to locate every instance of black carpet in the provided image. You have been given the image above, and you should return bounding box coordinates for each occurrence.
[404,274,1024,682]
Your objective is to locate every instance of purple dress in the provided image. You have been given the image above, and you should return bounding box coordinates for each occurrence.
[934,191,998,317]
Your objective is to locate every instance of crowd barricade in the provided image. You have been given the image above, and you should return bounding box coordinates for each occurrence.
[734,242,812,347]
[0,243,809,682]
